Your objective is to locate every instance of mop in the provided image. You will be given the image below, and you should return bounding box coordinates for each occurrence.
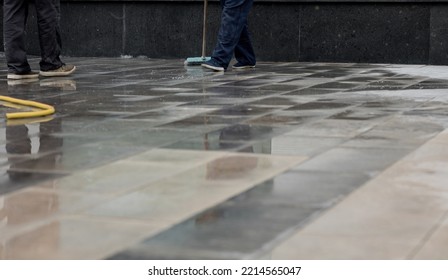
[184,0,211,65]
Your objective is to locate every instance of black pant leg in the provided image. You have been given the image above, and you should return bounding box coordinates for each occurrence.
[34,0,63,71]
[3,0,32,73]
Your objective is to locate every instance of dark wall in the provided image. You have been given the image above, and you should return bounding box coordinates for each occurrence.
[2,1,448,64]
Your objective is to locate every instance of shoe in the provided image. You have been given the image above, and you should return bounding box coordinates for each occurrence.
[40,64,76,77]
[201,60,225,72]
[232,62,255,70]
[7,71,39,80]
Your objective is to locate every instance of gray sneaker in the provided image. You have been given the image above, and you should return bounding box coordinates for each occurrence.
[40,65,76,77]
[7,71,39,80]
[201,60,225,72]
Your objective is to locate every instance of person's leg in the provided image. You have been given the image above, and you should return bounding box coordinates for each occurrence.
[209,0,254,70]
[3,0,33,75]
[34,0,63,71]
[234,24,256,67]
[35,0,76,76]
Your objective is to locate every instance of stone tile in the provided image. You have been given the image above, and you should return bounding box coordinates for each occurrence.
[108,170,369,260]
[0,188,113,239]
[328,109,389,121]
[164,139,251,152]
[341,135,419,150]
[208,105,275,117]
[414,215,448,259]
[0,170,64,196]
[247,97,301,107]
[85,153,307,223]
[0,216,161,259]
[183,125,293,146]
[294,146,412,176]
[353,115,444,145]
[283,119,377,138]
[287,101,353,110]
[107,128,202,148]
[284,88,339,97]
[127,148,222,165]
[31,159,182,195]
[3,58,448,260]
[309,81,362,90]
[271,136,346,156]
[270,129,448,259]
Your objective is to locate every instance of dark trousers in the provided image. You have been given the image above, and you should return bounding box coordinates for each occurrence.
[3,0,63,73]
[211,0,256,69]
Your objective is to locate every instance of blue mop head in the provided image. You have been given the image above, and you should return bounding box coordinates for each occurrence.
[184,56,211,66]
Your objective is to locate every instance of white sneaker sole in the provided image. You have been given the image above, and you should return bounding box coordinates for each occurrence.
[201,63,225,72]
[40,66,76,77]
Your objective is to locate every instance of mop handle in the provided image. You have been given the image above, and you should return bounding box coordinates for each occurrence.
[201,0,208,58]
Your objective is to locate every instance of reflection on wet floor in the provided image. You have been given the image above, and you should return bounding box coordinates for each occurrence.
[1,58,448,259]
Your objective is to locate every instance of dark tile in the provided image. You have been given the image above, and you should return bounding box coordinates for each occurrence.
[249,4,301,61]
[429,6,448,65]
[107,170,369,259]
[310,82,361,89]
[405,83,448,90]
[209,105,274,117]
[257,84,303,91]
[184,125,291,144]
[284,88,339,96]
[112,128,201,148]
[159,115,244,128]
[59,4,124,56]
[328,109,389,120]
[300,4,430,64]
[287,101,352,110]
[0,171,65,196]
[247,113,306,126]
[248,97,297,107]
[124,3,221,59]
[164,139,251,152]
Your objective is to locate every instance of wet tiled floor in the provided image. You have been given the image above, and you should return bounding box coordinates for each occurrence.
[1,57,448,259]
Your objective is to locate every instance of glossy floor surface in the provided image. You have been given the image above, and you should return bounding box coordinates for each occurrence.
[1,58,448,259]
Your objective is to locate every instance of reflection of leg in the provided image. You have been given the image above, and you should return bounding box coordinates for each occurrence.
[211,0,254,69]
[219,124,254,152]
[35,0,63,71]
[3,0,32,74]
[36,118,63,170]
[39,118,63,153]
[6,125,33,180]
[234,24,256,66]
[0,196,6,229]
[6,125,31,155]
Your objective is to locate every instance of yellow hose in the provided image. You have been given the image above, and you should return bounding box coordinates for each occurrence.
[0,95,55,119]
